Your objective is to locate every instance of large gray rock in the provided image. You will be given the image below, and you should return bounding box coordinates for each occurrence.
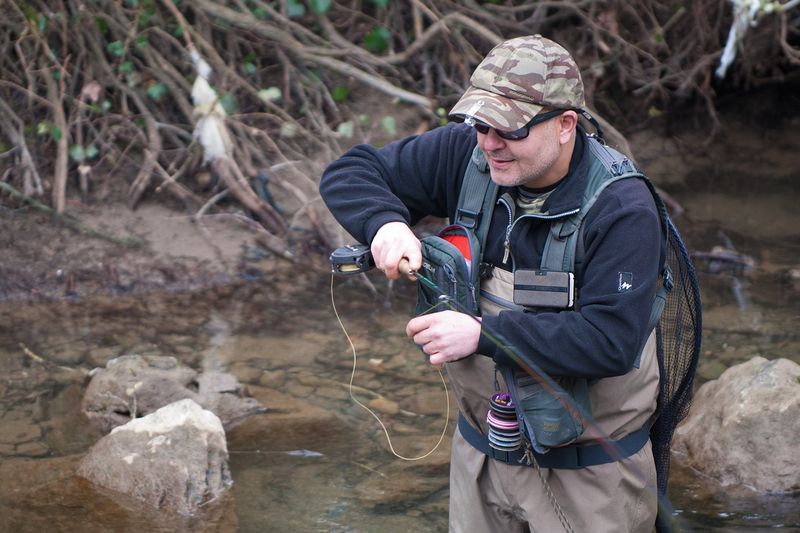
[77,399,232,515]
[82,355,265,432]
[672,356,800,493]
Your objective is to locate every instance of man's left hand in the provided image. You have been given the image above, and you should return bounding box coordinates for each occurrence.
[406,311,481,365]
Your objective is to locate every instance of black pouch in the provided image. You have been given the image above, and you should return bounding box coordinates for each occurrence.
[415,225,481,316]
[503,367,591,454]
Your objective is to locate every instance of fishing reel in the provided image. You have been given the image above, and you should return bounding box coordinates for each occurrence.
[330,244,375,275]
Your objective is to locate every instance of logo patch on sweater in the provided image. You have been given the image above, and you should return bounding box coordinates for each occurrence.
[617,272,634,292]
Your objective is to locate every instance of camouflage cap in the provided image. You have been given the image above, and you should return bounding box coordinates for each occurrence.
[450,35,584,131]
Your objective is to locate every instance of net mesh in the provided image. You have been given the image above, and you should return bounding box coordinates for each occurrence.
[651,217,702,496]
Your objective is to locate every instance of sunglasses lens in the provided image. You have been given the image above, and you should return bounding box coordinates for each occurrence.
[497,127,528,141]
[472,122,528,140]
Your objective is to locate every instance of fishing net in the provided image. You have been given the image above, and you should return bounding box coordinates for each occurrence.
[651,217,702,498]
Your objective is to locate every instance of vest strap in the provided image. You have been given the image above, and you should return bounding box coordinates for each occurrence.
[458,413,650,470]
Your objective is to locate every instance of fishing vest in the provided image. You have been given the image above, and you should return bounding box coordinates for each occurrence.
[417,134,699,480]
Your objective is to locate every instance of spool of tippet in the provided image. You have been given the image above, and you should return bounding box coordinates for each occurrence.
[486,392,521,452]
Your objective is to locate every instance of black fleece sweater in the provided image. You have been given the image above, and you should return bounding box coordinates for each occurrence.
[320,122,664,380]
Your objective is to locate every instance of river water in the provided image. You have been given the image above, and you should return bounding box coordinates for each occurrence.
[1,167,798,531]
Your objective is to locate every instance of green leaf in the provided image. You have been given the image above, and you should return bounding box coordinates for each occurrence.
[219,93,239,115]
[107,41,124,57]
[252,7,269,19]
[51,127,62,142]
[331,86,349,103]
[309,0,332,15]
[140,1,156,26]
[37,14,47,32]
[364,26,390,54]
[86,144,99,159]
[135,35,148,50]
[243,62,256,75]
[36,122,49,136]
[257,87,282,103]
[336,121,354,138]
[102,99,112,112]
[286,0,305,18]
[95,17,108,33]
[119,61,133,74]
[358,114,369,126]
[370,0,389,8]
[146,81,167,101]
[174,25,184,38]
[381,115,397,136]
[69,144,86,162]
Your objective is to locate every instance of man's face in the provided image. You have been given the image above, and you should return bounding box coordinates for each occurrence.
[476,112,574,189]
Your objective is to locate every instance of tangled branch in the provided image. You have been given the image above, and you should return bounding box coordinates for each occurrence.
[0,0,797,259]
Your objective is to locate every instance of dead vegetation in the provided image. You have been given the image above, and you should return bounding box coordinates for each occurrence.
[0,0,798,260]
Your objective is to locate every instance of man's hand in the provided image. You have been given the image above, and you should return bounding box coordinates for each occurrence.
[371,221,422,280]
[406,311,481,365]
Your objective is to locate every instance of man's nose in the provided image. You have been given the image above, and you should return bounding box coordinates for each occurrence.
[479,128,506,151]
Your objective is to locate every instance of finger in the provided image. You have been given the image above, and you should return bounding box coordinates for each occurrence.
[406,315,432,337]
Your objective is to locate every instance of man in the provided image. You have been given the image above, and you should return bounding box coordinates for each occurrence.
[320,35,662,533]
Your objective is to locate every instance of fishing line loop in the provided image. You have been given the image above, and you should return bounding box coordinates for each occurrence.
[330,273,450,461]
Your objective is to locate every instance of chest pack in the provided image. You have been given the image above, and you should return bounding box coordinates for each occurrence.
[417,136,701,498]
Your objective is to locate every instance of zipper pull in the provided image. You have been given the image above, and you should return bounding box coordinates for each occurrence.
[502,233,511,264]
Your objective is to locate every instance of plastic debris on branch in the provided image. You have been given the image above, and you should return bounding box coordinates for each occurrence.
[716,0,800,78]
[190,47,233,162]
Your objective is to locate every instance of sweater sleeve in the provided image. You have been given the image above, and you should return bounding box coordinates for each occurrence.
[319,123,476,244]
[480,178,664,379]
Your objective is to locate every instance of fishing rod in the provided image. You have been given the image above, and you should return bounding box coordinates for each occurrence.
[330,243,682,532]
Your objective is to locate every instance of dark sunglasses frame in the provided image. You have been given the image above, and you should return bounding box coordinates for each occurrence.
[471,109,568,141]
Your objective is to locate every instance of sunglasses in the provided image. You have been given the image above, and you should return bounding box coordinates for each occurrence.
[470,109,568,141]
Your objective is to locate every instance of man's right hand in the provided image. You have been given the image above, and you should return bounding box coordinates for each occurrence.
[371,221,422,280]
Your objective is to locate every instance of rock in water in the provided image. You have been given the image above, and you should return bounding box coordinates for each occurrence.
[77,399,232,515]
[672,356,800,493]
[82,355,266,433]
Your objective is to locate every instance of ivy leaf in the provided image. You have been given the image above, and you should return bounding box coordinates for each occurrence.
[146,81,167,101]
[286,0,305,18]
[309,0,332,15]
[50,127,62,142]
[86,144,99,159]
[364,26,390,54]
[381,115,397,136]
[336,121,354,138]
[370,0,389,8]
[219,93,239,115]
[69,144,86,162]
[331,86,349,103]
[107,41,124,57]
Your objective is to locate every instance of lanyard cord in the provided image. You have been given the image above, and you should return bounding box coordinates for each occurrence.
[330,273,450,461]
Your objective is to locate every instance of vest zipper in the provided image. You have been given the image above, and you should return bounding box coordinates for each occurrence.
[498,194,580,267]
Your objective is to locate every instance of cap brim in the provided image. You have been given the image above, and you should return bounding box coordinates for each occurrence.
[449,87,544,131]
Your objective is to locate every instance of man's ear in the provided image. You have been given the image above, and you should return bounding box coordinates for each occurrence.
[558,111,579,144]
